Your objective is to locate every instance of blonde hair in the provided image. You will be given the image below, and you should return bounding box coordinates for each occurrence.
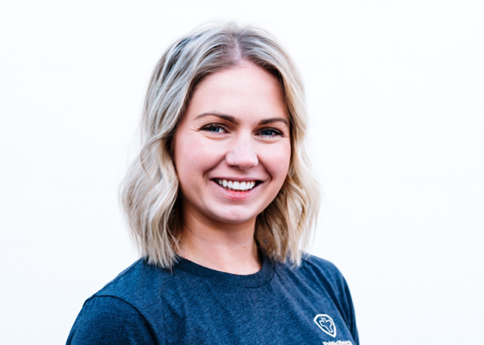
[121,22,320,268]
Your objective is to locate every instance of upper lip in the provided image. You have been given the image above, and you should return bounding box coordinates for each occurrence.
[211,177,262,182]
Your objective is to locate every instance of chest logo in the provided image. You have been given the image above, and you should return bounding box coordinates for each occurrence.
[313,314,337,338]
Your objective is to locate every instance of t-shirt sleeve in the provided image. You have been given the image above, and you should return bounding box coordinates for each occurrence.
[66,296,157,345]
[322,261,359,344]
[340,275,359,345]
[305,256,360,345]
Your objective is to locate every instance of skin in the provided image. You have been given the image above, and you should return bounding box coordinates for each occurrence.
[173,61,291,274]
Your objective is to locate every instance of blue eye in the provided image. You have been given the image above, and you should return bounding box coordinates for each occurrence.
[202,124,227,133]
[259,128,283,137]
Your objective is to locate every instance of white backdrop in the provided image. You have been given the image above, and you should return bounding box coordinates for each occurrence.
[1,1,483,344]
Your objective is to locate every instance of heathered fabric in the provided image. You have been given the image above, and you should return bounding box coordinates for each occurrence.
[67,255,359,345]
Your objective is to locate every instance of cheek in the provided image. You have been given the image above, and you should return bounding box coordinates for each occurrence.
[262,142,292,179]
[174,136,223,179]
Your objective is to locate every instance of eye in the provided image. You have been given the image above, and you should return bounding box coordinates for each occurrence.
[201,124,227,134]
[258,128,284,137]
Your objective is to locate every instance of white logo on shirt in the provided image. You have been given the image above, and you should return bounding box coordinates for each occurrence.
[313,314,337,337]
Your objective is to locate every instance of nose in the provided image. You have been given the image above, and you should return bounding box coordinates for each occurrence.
[225,134,258,170]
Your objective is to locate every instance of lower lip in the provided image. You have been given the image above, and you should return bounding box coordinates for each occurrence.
[211,181,259,200]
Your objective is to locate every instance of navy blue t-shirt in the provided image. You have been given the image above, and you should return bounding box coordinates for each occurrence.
[67,255,359,344]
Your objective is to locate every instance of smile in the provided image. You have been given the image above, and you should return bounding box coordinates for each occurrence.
[215,179,257,191]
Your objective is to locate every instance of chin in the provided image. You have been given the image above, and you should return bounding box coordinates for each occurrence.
[211,209,259,226]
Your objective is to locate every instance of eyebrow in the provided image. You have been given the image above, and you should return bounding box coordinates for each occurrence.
[195,112,239,124]
[195,112,289,126]
[258,118,289,126]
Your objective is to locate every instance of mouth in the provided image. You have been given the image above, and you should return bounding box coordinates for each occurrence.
[214,179,260,192]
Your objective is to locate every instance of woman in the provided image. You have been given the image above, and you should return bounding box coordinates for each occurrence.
[67,22,359,344]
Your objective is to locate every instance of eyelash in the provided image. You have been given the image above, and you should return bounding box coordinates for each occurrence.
[201,124,227,134]
[258,128,283,137]
[201,124,284,137]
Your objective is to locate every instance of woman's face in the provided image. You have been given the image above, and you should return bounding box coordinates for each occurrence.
[173,62,291,229]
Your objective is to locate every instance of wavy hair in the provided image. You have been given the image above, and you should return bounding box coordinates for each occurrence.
[120,22,320,268]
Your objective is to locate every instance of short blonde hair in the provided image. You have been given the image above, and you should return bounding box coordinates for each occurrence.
[121,22,320,268]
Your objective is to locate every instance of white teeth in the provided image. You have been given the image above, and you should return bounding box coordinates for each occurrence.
[216,179,257,191]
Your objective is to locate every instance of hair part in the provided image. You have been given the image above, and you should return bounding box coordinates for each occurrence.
[120,22,320,268]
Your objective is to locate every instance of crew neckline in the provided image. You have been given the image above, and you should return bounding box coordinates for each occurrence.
[174,254,275,288]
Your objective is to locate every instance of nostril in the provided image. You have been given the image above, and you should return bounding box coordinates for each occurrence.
[225,149,258,170]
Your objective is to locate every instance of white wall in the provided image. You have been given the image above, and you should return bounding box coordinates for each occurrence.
[1,1,483,344]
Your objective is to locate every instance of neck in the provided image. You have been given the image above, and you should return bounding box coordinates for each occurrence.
[178,210,261,275]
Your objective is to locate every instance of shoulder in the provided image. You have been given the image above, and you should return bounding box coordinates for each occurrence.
[67,296,156,344]
[299,254,348,286]
[300,254,343,275]
[92,258,170,320]
[274,253,353,303]
[298,254,352,297]
[277,254,348,288]
[67,259,168,344]
[95,259,164,296]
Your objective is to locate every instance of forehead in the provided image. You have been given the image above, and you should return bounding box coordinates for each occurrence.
[185,62,288,122]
